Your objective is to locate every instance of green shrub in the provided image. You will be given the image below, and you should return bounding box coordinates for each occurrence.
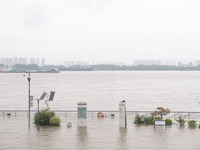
[134,114,144,124]
[34,108,55,125]
[154,116,161,120]
[143,116,161,125]
[143,116,154,125]
[49,116,61,126]
[165,119,172,126]
[187,120,197,128]
[199,124,200,128]
[176,115,186,126]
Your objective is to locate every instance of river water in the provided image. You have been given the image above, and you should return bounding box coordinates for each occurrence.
[1,71,200,149]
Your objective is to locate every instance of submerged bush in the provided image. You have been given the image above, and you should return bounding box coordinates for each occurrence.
[134,114,144,124]
[176,115,186,126]
[187,120,197,128]
[134,115,162,125]
[143,116,154,125]
[143,116,160,125]
[165,119,172,126]
[34,108,55,125]
[49,116,61,126]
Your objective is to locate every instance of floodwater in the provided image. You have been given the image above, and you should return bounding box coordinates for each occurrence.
[1,71,200,111]
[1,71,200,149]
[1,116,200,150]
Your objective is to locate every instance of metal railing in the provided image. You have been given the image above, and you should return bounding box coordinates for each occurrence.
[1,109,200,120]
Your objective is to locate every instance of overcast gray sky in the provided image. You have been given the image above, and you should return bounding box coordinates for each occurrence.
[0,0,200,64]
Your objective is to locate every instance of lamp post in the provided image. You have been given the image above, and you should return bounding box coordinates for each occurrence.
[25,71,31,129]
[37,99,40,131]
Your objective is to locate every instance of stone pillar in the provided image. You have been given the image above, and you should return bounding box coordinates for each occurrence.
[119,100,127,128]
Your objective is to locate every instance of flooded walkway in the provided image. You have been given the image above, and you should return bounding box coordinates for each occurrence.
[0,116,200,150]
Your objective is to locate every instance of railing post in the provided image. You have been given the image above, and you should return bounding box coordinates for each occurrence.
[15,111,16,117]
[3,111,4,118]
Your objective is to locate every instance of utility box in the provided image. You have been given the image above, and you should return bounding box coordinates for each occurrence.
[30,96,34,101]
[77,102,87,127]
[119,100,127,128]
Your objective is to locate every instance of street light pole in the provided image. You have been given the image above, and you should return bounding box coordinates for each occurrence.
[37,99,40,131]
[27,71,31,129]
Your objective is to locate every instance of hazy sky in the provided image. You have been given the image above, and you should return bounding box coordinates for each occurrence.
[0,0,200,64]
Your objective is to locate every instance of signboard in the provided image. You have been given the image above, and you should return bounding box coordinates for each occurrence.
[78,107,87,119]
[154,121,166,127]
[30,102,33,107]
[77,102,87,126]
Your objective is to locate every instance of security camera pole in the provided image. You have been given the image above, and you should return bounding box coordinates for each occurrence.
[36,91,55,131]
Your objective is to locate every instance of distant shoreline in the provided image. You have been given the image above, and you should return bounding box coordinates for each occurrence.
[2,64,200,72]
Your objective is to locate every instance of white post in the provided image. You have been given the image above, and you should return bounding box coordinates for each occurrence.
[119,100,127,128]
[77,102,87,127]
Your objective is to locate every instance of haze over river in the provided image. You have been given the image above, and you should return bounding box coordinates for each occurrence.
[1,71,200,150]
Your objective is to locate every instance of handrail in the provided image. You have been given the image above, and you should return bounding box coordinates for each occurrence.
[0,109,200,113]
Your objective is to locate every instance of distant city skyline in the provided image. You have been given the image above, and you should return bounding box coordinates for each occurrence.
[1,57,200,67]
[1,1,200,65]
[0,57,45,66]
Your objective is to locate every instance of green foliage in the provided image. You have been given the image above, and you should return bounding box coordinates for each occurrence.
[49,116,61,126]
[143,116,160,125]
[152,116,161,124]
[134,114,144,124]
[143,116,154,125]
[13,64,40,70]
[176,115,186,126]
[199,124,200,128]
[34,108,55,125]
[165,119,172,126]
[187,120,197,128]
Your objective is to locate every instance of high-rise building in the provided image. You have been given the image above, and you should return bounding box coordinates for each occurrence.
[8,57,13,66]
[30,58,36,64]
[76,61,89,66]
[134,60,162,66]
[41,58,45,66]
[37,58,40,66]
[64,61,75,67]
[14,57,18,65]
[19,57,27,65]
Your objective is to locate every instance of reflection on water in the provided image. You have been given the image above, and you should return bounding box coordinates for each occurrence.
[118,127,128,150]
[1,117,200,149]
[119,127,127,143]
[76,127,89,150]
